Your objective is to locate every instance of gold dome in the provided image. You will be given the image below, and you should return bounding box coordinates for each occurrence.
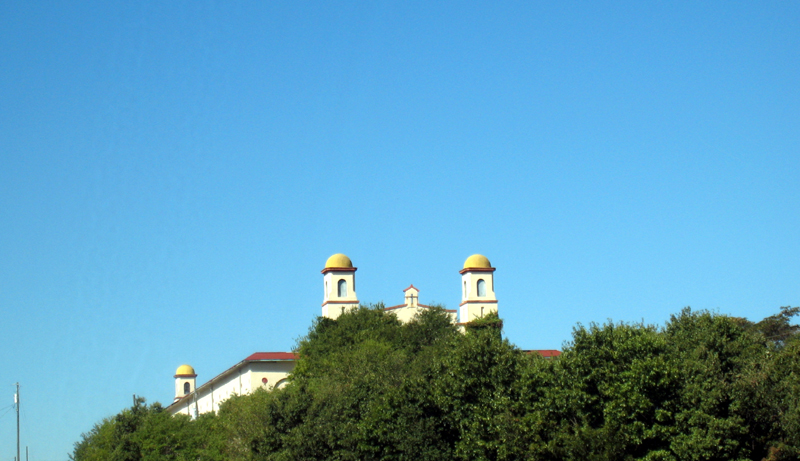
[463,254,492,269]
[175,364,195,376]
[325,253,353,268]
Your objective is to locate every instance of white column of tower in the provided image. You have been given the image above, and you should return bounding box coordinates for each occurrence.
[174,364,197,402]
[459,254,497,323]
[321,253,359,319]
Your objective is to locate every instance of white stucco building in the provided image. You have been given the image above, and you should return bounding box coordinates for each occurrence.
[168,353,296,417]
[383,284,458,323]
[318,252,496,324]
[167,253,508,417]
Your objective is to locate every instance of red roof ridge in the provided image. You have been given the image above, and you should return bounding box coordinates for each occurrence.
[244,352,298,361]
[522,350,561,358]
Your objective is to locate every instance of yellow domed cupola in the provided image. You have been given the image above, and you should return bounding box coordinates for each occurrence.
[174,364,197,401]
[325,253,353,269]
[463,254,492,269]
[175,364,196,376]
[459,254,497,323]
[321,253,359,319]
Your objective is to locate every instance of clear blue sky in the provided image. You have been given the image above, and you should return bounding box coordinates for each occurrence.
[1,2,798,459]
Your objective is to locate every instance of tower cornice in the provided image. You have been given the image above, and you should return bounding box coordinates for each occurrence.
[459,299,499,307]
[459,267,495,274]
[321,267,358,275]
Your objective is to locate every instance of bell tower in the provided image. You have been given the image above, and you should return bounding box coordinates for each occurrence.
[322,253,359,319]
[174,364,196,402]
[459,254,497,323]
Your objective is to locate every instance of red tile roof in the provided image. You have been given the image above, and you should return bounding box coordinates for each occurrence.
[244,352,298,361]
[524,349,561,358]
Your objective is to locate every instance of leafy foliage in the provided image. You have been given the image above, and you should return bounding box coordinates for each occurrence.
[753,306,800,346]
[72,305,799,461]
[70,397,225,461]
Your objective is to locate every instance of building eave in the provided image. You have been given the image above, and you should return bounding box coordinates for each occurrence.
[166,352,298,410]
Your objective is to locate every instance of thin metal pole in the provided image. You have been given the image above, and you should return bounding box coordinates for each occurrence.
[16,383,20,461]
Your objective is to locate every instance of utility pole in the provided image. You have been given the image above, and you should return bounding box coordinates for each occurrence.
[15,383,20,461]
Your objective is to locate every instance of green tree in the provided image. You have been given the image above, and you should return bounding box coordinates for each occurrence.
[518,321,680,461]
[72,397,226,461]
[430,318,525,460]
[754,306,799,346]
[219,304,461,460]
[71,416,118,461]
[71,396,151,461]
[73,305,799,461]
[665,308,769,461]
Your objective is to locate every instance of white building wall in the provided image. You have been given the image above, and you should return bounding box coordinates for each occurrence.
[168,361,295,417]
[388,305,458,324]
[248,361,295,391]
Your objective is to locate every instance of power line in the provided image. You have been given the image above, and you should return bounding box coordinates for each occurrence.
[0,404,14,420]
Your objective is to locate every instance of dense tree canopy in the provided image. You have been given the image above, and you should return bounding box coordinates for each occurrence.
[72,305,799,461]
